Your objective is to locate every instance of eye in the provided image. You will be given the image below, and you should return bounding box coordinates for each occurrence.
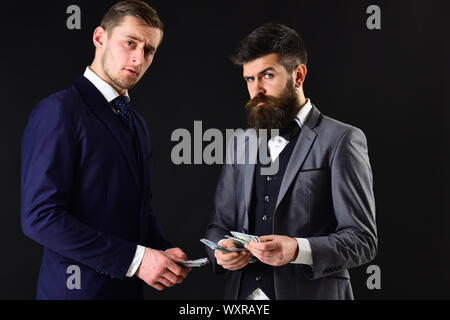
[264,73,274,79]
[245,77,254,83]
[126,40,135,47]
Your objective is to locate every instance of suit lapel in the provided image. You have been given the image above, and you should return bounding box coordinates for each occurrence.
[132,111,151,195]
[242,131,258,233]
[274,105,321,210]
[73,75,141,194]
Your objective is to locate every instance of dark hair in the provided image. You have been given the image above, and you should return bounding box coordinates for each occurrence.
[100,0,164,37]
[230,23,307,72]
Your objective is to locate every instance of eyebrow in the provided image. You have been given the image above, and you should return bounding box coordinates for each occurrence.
[125,34,156,53]
[244,67,275,79]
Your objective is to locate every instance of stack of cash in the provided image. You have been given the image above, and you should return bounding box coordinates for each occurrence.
[200,238,247,253]
[201,232,260,252]
[226,231,260,247]
[177,258,210,268]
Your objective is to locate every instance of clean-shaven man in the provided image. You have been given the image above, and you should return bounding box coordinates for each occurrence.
[21,0,190,299]
[205,23,377,300]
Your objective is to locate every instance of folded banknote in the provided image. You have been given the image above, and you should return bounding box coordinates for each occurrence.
[200,238,247,253]
[177,258,210,268]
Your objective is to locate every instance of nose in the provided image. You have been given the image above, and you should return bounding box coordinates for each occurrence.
[132,48,144,66]
[253,79,266,97]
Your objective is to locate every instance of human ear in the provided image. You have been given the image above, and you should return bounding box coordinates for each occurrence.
[294,64,307,88]
[93,26,107,49]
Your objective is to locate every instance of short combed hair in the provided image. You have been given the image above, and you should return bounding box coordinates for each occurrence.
[230,23,307,72]
[100,0,164,37]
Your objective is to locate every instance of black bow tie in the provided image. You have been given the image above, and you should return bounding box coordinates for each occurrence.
[279,120,301,140]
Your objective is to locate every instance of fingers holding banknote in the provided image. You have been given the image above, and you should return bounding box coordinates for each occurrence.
[136,247,191,291]
[245,235,299,267]
[215,239,252,271]
[165,247,192,283]
[166,247,188,263]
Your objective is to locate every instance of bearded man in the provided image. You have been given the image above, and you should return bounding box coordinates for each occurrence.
[205,23,377,300]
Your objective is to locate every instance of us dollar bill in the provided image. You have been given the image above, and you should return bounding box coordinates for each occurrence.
[177,258,210,268]
[200,238,247,253]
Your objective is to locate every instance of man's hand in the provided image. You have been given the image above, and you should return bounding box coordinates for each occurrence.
[165,247,189,262]
[214,238,252,271]
[135,247,191,291]
[245,235,299,266]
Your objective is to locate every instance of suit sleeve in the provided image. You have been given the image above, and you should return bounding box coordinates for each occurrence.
[204,137,238,275]
[21,98,136,280]
[305,127,378,280]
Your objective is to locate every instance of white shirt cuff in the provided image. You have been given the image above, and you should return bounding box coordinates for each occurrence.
[290,238,313,265]
[126,245,146,277]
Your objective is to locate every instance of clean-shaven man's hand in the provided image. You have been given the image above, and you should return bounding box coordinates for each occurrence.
[215,238,252,271]
[165,247,189,262]
[135,247,191,291]
[245,235,299,266]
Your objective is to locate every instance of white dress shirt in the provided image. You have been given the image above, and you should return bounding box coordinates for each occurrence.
[83,67,145,277]
[268,99,312,162]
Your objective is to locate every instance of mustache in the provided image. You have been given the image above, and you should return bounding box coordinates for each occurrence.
[245,93,283,111]
[244,85,300,132]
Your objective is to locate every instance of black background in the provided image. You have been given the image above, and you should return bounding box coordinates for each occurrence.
[0,0,448,299]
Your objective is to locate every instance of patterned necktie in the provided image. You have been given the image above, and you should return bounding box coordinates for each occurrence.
[111,95,133,131]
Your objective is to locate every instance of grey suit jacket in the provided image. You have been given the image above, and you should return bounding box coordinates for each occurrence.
[205,104,377,300]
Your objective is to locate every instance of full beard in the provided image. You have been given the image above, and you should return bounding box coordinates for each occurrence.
[245,78,300,133]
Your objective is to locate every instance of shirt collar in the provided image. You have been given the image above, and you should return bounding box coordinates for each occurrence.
[294,98,313,128]
[83,66,130,103]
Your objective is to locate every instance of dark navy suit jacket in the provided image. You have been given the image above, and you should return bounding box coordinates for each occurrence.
[21,75,172,299]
